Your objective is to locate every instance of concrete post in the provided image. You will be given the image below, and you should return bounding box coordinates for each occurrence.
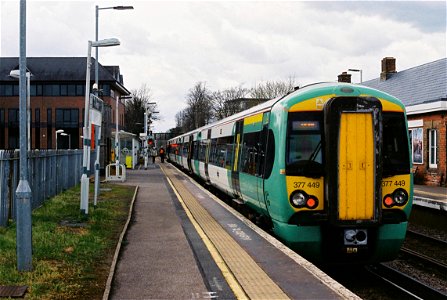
[15,0,33,272]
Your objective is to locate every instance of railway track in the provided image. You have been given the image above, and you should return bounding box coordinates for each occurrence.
[406,229,447,245]
[400,247,447,273]
[366,264,447,299]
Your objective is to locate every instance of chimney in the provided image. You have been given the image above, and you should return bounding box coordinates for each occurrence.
[338,72,351,83]
[380,57,396,81]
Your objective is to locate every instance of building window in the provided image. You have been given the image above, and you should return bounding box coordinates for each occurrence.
[30,84,43,96]
[35,108,40,149]
[409,128,423,164]
[13,84,19,96]
[47,109,52,149]
[428,129,437,168]
[3,84,13,96]
[0,109,5,149]
[67,84,76,96]
[56,108,79,128]
[76,84,84,96]
[8,108,19,149]
[60,84,68,96]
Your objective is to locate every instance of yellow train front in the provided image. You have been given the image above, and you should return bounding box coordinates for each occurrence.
[269,83,412,263]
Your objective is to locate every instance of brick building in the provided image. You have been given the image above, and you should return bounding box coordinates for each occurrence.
[359,57,447,186]
[0,57,131,166]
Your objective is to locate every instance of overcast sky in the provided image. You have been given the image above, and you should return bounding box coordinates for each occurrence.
[1,1,446,132]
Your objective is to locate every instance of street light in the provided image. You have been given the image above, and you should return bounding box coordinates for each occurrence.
[80,38,120,216]
[143,102,157,169]
[55,129,64,150]
[95,5,133,95]
[9,69,31,150]
[348,68,363,83]
[94,5,132,199]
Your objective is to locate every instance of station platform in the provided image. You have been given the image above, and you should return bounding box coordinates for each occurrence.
[106,163,359,300]
[413,185,447,211]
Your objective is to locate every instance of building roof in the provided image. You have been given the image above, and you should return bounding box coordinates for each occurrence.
[361,58,446,107]
[0,57,130,94]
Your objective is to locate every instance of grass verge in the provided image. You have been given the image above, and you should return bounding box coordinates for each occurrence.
[0,183,135,299]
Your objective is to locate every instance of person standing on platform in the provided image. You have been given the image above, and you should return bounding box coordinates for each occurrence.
[159,147,166,163]
[151,147,157,164]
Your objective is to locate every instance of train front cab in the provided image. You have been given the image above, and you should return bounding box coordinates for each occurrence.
[272,88,412,263]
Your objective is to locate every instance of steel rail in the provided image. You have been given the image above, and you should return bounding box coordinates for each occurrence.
[366,264,447,300]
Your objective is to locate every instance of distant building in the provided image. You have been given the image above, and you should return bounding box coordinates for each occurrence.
[341,57,446,186]
[0,57,131,168]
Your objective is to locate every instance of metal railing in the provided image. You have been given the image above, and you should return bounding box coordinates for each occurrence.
[0,149,94,227]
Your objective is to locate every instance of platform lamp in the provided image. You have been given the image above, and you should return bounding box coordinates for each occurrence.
[80,38,120,216]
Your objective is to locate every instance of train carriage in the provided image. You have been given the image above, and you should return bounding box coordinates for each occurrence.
[168,82,412,263]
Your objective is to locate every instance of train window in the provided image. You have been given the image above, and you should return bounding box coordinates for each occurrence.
[193,141,199,160]
[198,140,207,162]
[209,139,218,165]
[182,142,189,157]
[209,137,232,168]
[263,129,275,179]
[241,132,260,175]
[286,112,324,177]
[382,112,410,176]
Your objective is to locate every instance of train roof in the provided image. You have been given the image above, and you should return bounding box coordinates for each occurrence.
[169,82,403,141]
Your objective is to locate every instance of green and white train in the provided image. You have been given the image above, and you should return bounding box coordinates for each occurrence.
[167,82,413,263]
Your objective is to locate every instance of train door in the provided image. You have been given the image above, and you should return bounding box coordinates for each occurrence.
[187,134,194,172]
[231,120,243,199]
[324,97,382,224]
[204,129,211,182]
[256,113,271,213]
[338,113,374,220]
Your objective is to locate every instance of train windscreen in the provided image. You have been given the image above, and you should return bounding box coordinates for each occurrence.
[382,112,411,177]
[286,112,324,177]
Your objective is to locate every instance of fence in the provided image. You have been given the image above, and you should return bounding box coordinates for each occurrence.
[0,149,94,227]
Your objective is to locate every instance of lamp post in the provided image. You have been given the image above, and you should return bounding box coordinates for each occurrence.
[348,68,363,83]
[95,5,133,92]
[80,38,120,216]
[9,69,31,150]
[55,129,64,150]
[94,4,133,201]
[15,0,32,272]
[143,102,156,169]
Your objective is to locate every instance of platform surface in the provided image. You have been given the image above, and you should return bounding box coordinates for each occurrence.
[110,163,359,299]
[413,184,447,210]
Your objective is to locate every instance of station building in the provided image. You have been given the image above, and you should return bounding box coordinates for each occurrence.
[340,57,447,186]
[0,57,131,166]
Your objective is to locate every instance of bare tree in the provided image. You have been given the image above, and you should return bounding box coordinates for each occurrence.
[186,82,213,130]
[125,84,158,136]
[250,76,297,99]
[212,85,248,120]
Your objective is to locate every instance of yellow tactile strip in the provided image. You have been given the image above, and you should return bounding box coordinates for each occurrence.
[161,164,289,300]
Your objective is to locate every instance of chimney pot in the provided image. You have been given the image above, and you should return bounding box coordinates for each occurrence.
[381,57,396,81]
[338,71,352,83]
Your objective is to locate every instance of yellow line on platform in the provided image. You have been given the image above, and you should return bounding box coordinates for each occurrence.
[161,167,248,299]
[161,164,289,300]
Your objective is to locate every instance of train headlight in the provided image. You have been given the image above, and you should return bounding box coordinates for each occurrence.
[290,191,307,208]
[383,188,408,208]
[393,189,408,206]
[290,191,319,209]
